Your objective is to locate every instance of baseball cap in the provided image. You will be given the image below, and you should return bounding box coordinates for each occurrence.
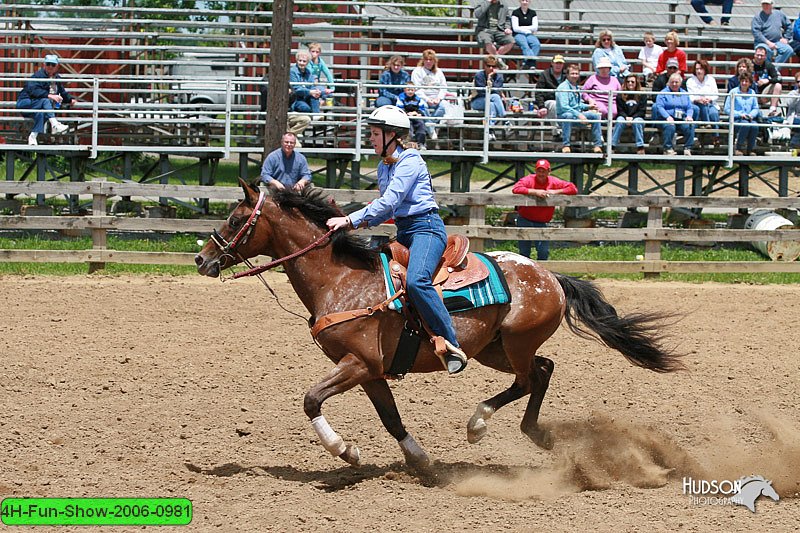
[666,57,680,68]
[761,0,773,4]
[535,159,551,170]
[44,54,59,65]
[552,55,565,64]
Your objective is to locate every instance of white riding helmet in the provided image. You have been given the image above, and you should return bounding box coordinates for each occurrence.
[366,105,411,132]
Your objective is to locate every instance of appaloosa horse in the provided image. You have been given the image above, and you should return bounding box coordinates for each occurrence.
[195,180,683,470]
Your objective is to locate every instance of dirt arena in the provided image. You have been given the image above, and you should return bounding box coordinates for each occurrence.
[1,274,798,531]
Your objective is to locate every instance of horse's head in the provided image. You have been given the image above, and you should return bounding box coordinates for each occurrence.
[195,178,270,277]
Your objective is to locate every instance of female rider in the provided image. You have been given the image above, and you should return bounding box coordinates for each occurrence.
[325,105,467,374]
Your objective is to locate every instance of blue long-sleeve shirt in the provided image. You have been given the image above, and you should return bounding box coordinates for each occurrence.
[348,148,438,228]
[723,87,761,119]
[378,69,411,101]
[555,79,589,117]
[591,46,630,78]
[655,88,694,120]
[309,56,335,91]
[17,68,73,103]
[473,70,504,96]
[289,65,322,100]
[259,148,311,187]
[395,92,429,116]
[752,10,791,45]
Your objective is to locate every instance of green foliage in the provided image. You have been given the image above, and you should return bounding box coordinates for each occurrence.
[390,0,462,17]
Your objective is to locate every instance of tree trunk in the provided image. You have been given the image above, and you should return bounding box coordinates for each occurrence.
[265,0,293,156]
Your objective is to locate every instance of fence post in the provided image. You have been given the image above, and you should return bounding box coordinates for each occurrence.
[469,204,486,252]
[89,179,108,274]
[644,205,662,279]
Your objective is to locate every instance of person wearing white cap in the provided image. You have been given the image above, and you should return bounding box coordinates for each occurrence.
[752,0,793,65]
[16,55,72,146]
[581,56,621,119]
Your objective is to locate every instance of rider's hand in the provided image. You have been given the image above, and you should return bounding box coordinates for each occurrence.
[326,216,351,231]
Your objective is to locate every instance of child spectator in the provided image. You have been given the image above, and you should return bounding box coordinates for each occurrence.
[376,55,411,108]
[307,43,335,97]
[638,32,664,83]
[395,83,429,149]
[657,31,687,74]
[511,0,540,70]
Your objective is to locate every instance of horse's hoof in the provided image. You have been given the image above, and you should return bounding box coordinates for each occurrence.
[527,428,554,450]
[467,416,488,444]
[339,444,361,467]
[405,451,431,472]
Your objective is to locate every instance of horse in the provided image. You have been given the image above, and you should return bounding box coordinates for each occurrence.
[195,180,684,470]
[730,475,780,512]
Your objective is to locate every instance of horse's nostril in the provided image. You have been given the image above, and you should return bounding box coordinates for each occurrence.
[194,254,204,267]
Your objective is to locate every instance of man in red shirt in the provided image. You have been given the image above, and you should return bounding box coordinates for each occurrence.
[511,159,578,260]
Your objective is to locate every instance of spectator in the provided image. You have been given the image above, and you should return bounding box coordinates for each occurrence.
[395,83,429,149]
[511,0,540,70]
[592,30,630,79]
[512,159,577,261]
[727,57,754,91]
[753,45,783,115]
[16,54,72,146]
[752,0,793,66]
[582,56,621,119]
[411,49,449,139]
[657,31,687,74]
[724,74,761,155]
[470,55,507,134]
[260,132,311,191]
[307,43,335,97]
[612,74,647,155]
[638,31,664,83]
[556,63,603,153]
[258,82,311,144]
[686,59,721,146]
[376,55,411,108]
[785,71,800,150]
[534,54,567,132]
[289,50,322,115]
[655,73,696,156]
[691,0,740,26]
[652,57,682,95]
[474,0,515,67]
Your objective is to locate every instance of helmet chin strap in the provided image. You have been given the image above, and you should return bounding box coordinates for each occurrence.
[380,130,395,158]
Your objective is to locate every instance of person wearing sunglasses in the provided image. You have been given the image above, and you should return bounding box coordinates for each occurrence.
[16,55,73,146]
[591,29,630,79]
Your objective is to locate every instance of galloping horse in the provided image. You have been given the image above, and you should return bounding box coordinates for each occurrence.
[196,180,683,470]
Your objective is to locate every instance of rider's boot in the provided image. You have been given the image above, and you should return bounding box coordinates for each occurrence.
[432,336,468,375]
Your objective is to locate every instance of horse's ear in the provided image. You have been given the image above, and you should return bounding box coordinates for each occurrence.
[239,178,259,205]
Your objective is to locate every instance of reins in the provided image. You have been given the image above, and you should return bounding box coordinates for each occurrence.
[230,228,335,280]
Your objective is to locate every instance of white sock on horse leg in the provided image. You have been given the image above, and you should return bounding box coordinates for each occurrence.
[311,415,346,456]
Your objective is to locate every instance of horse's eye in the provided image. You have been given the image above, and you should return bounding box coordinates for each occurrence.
[229,217,239,228]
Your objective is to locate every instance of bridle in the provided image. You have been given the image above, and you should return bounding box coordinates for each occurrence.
[209,190,267,263]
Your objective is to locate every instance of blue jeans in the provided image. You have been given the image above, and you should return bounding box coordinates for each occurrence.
[514,33,541,65]
[661,120,696,150]
[516,217,549,260]
[694,103,720,137]
[691,0,733,24]
[290,95,320,114]
[375,95,398,108]
[395,211,459,347]
[612,116,645,147]
[790,116,800,148]
[471,93,505,119]
[734,118,758,152]
[16,97,55,133]
[756,42,793,65]
[560,111,603,147]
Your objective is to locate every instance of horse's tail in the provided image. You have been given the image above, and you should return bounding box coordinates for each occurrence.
[555,273,685,373]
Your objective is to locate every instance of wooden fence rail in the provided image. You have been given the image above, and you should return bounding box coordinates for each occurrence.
[1,181,799,274]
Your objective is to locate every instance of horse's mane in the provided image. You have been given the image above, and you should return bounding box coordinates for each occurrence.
[270,187,380,270]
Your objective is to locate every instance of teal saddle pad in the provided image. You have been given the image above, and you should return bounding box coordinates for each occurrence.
[379,252,512,313]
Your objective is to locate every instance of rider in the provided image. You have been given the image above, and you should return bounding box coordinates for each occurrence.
[326,105,468,375]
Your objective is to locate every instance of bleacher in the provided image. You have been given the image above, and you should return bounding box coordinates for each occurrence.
[2,0,800,168]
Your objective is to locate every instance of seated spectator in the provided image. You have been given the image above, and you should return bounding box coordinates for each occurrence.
[691,0,738,26]
[289,50,322,114]
[657,31,687,75]
[511,0,540,70]
[411,49,449,139]
[582,57,621,119]
[752,0,793,66]
[753,45,783,115]
[16,55,72,146]
[651,58,683,120]
[556,63,603,153]
[612,74,647,155]
[511,158,578,261]
[592,30,630,79]
[785,71,800,150]
[727,57,753,92]
[638,31,664,84]
[396,84,429,149]
[471,55,508,139]
[376,55,411,108]
[686,59,721,146]
[724,74,761,155]
[258,82,311,145]
[474,0,514,68]
[308,42,335,98]
[655,73,696,156]
[260,132,311,191]
[535,55,567,131]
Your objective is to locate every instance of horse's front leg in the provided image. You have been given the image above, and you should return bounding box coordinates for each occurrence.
[304,353,372,466]
[361,379,430,471]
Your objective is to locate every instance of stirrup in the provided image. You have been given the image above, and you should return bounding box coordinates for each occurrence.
[432,337,468,375]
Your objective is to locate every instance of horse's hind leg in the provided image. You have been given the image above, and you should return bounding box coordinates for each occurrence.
[520,356,555,449]
[361,379,430,471]
[467,382,527,444]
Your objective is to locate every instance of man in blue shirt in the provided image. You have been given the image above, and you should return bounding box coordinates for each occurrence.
[260,133,311,191]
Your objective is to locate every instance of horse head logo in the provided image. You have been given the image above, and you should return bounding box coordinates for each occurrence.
[730,475,780,513]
